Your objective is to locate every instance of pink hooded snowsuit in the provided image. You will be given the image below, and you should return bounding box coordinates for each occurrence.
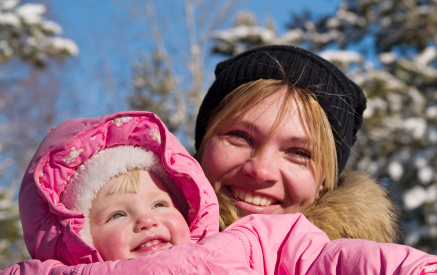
[2,111,437,275]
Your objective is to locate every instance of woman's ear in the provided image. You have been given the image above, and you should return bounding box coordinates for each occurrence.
[316,180,324,199]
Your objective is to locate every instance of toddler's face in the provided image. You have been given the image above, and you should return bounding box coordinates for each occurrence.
[89,170,191,261]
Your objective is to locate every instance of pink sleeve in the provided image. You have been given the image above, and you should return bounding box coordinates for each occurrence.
[224,214,437,275]
[5,214,437,275]
[307,239,437,275]
[224,214,330,274]
[27,231,259,275]
[0,259,69,275]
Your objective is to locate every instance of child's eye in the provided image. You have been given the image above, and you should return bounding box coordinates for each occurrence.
[153,201,168,208]
[107,212,125,221]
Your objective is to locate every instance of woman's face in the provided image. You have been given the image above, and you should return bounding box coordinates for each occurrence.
[201,87,322,217]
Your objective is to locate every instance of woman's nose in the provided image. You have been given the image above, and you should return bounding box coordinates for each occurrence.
[134,214,159,232]
[241,147,280,185]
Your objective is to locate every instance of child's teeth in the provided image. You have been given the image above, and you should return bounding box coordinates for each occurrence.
[140,240,161,248]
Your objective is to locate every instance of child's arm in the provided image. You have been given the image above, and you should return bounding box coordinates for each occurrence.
[305,238,437,275]
[225,214,437,275]
[3,214,437,275]
[1,232,259,275]
[0,259,68,275]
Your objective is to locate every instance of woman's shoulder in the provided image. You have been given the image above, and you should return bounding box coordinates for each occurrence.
[302,170,400,243]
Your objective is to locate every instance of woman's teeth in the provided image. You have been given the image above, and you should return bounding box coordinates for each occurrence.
[232,187,275,206]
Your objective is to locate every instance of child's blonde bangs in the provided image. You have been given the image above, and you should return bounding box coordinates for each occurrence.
[109,168,140,195]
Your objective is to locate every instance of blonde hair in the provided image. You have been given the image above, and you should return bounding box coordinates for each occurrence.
[197,79,337,192]
[109,168,140,195]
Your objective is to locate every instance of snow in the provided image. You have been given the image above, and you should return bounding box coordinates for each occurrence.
[382,72,405,90]
[15,3,45,24]
[277,29,303,45]
[414,46,436,66]
[319,50,363,66]
[0,0,19,10]
[418,166,435,184]
[413,152,428,168]
[212,25,275,45]
[428,126,437,144]
[403,117,427,140]
[41,20,62,35]
[337,8,359,24]
[0,12,20,27]
[403,185,427,210]
[378,52,396,64]
[0,41,13,59]
[388,160,403,181]
[362,97,387,119]
[327,17,340,28]
[311,30,340,44]
[46,37,79,56]
[427,106,437,119]
[380,16,392,28]
[404,185,437,210]
[386,93,402,112]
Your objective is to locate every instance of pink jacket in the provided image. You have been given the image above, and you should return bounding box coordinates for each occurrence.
[2,111,437,274]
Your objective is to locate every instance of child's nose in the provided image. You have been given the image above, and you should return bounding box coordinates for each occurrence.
[134,214,159,232]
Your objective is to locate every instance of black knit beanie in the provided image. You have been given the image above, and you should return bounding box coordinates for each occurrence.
[195,45,366,174]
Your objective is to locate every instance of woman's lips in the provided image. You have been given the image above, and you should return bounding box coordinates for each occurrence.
[231,187,278,206]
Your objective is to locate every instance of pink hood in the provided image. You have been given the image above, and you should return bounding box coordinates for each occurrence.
[18,111,219,265]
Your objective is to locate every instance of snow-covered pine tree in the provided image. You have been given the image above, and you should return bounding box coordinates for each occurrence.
[128,0,237,153]
[0,0,78,268]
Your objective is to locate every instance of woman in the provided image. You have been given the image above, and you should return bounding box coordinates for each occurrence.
[195,45,399,242]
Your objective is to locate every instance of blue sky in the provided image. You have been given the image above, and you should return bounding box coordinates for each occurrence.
[47,0,342,122]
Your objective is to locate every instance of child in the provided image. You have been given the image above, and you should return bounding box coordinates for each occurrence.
[16,110,219,266]
[2,111,437,275]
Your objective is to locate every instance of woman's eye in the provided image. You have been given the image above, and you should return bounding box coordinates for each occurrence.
[108,212,125,221]
[224,130,253,144]
[286,148,312,161]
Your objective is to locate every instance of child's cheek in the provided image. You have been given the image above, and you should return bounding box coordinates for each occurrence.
[94,225,131,261]
[164,212,191,246]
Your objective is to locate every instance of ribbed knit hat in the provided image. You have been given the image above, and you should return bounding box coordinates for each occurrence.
[195,45,366,174]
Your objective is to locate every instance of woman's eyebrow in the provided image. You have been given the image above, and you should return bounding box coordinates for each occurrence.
[237,120,311,145]
[286,136,311,146]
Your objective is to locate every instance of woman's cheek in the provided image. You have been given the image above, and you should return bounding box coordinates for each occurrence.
[201,136,250,191]
[200,138,225,187]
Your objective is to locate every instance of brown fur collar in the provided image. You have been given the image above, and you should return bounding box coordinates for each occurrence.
[301,170,400,242]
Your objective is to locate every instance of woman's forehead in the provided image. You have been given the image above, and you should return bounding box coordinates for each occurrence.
[234,88,312,140]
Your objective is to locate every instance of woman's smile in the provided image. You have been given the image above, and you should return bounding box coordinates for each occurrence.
[231,187,277,206]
